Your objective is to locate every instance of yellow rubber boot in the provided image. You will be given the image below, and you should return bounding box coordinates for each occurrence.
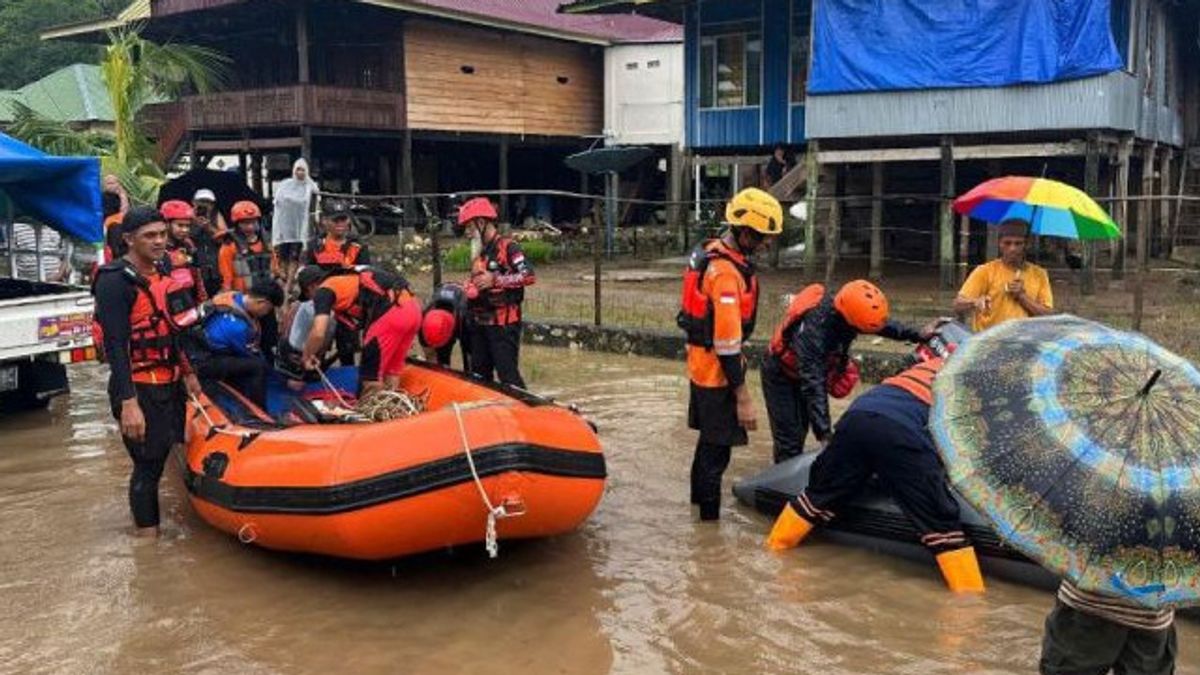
[935,547,986,593]
[765,504,814,551]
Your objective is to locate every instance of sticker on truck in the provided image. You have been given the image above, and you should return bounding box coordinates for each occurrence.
[38,313,92,342]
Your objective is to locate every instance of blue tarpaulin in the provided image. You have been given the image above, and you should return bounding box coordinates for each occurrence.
[0,133,102,243]
[809,0,1123,94]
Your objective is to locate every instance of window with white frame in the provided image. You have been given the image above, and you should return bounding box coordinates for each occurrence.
[699,25,762,108]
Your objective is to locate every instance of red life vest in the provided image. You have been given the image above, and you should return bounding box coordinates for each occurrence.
[881,358,944,406]
[90,261,178,373]
[676,239,758,348]
[312,236,363,269]
[467,236,527,325]
[766,283,828,378]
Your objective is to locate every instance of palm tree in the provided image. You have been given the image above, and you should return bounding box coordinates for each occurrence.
[9,26,228,203]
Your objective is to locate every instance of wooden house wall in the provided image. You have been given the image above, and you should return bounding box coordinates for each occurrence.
[403,19,602,137]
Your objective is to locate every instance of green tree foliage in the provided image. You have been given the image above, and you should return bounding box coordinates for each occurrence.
[0,0,121,89]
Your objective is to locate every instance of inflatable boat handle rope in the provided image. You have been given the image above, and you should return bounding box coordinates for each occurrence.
[315,366,353,409]
[188,394,259,440]
[452,401,524,559]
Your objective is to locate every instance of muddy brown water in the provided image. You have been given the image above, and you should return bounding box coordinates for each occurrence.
[0,347,1195,674]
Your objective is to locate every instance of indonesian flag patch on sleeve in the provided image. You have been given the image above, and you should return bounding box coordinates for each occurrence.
[719,292,737,305]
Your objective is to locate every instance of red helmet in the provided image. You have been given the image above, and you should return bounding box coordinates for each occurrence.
[421,309,457,349]
[457,197,498,226]
[231,200,262,223]
[160,200,194,221]
[834,279,890,333]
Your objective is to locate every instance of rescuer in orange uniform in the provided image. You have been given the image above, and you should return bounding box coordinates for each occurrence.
[678,187,782,521]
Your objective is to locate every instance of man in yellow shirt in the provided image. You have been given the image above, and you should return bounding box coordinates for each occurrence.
[954,219,1054,331]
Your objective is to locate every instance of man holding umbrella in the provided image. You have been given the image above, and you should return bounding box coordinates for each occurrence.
[953,218,1054,332]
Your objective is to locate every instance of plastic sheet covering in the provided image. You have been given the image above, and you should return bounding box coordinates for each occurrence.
[808,0,1123,94]
[0,133,101,243]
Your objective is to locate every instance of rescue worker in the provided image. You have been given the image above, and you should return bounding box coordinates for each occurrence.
[765,341,986,594]
[459,197,535,388]
[302,199,370,271]
[679,187,782,521]
[761,280,937,463]
[190,189,228,298]
[183,281,284,408]
[93,206,201,537]
[101,191,124,264]
[219,200,278,293]
[161,199,208,305]
[420,282,469,370]
[300,265,416,395]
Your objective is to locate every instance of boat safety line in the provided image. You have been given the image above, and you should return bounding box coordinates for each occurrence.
[189,394,260,443]
[315,366,353,409]
[451,402,524,559]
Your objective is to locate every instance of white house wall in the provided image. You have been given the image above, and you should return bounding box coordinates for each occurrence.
[605,43,684,147]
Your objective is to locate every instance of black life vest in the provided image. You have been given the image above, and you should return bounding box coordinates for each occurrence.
[232,234,274,289]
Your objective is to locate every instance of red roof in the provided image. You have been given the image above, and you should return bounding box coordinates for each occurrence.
[399,0,682,43]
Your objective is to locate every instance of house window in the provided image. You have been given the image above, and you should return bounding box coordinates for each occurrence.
[699,25,762,108]
[791,4,811,103]
[1111,0,1133,71]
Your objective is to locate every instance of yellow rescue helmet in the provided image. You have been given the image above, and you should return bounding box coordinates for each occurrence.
[725,187,784,236]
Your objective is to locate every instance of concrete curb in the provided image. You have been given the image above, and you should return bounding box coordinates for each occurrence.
[523,320,913,384]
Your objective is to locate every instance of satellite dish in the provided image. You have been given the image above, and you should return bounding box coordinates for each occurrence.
[565,146,655,175]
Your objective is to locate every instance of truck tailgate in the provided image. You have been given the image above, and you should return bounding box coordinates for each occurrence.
[0,290,94,361]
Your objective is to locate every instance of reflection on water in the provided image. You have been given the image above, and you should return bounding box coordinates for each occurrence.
[0,349,1194,674]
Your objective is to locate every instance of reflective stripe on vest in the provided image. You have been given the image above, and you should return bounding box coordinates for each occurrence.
[881,358,944,406]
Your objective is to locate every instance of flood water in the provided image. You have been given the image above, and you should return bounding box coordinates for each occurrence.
[0,346,1195,674]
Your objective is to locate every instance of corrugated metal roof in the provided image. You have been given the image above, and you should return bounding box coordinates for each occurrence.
[0,64,114,125]
[379,0,682,43]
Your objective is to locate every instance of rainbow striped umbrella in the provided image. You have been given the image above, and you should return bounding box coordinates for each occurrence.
[954,176,1121,240]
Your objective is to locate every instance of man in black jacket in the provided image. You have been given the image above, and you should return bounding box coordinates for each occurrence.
[761,280,938,463]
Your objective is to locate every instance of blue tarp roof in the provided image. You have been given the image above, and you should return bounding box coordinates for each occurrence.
[809,0,1123,94]
[0,132,102,243]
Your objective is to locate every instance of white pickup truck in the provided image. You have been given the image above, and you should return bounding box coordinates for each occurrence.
[0,277,95,410]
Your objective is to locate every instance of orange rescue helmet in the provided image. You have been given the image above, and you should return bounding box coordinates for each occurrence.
[160,200,194,221]
[421,309,457,349]
[231,200,262,223]
[834,279,889,333]
[457,197,498,226]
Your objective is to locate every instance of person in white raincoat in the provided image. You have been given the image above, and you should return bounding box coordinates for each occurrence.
[272,158,318,295]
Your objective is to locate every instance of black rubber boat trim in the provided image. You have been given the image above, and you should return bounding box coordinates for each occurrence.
[184,443,607,515]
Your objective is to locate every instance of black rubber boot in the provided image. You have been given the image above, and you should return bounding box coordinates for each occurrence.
[698,500,720,521]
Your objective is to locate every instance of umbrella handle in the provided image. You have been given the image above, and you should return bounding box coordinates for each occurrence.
[1138,369,1162,397]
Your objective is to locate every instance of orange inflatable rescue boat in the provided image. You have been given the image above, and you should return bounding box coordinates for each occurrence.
[182,363,605,560]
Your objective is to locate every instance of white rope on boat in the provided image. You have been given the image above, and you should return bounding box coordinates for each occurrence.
[451,401,522,559]
[188,394,258,440]
[314,365,353,409]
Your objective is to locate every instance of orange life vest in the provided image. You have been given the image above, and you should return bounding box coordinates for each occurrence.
[320,267,408,331]
[676,239,758,348]
[881,358,944,406]
[468,236,526,325]
[766,283,828,378]
[312,236,363,269]
[91,261,179,380]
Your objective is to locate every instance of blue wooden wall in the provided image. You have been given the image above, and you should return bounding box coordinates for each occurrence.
[684,0,807,150]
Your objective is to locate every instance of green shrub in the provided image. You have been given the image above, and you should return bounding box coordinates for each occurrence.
[442,242,472,272]
[442,239,556,272]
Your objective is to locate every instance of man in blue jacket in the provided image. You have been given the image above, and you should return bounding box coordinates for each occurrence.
[185,281,284,407]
